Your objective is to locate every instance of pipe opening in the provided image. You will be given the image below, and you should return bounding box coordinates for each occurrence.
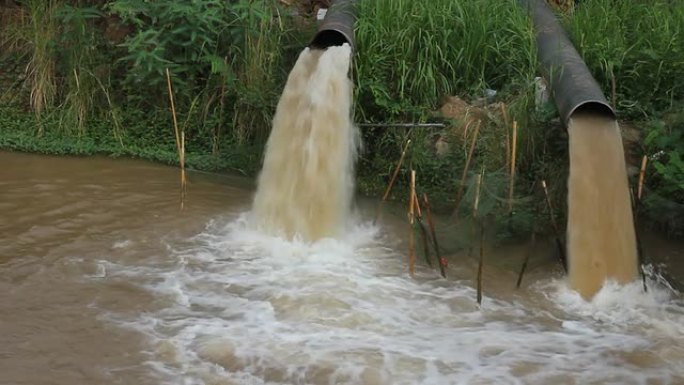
[568,101,616,121]
[310,29,352,50]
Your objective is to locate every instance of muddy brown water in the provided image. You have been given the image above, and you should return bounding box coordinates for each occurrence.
[2,150,684,385]
[0,151,252,385]
[567,114,639,299]
[252,45,357,241]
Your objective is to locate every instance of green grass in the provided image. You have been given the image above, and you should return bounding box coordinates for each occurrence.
[354,0,537,121]
[0,105,262,175]
[25,0,59,124]
[353,0,549,240]
[566,0,684,117]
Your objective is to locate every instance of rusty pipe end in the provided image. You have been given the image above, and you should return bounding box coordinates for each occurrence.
[309,0,356,51]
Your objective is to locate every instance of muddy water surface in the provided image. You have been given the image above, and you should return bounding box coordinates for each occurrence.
[1,151,251,384]
[2,150,684,385]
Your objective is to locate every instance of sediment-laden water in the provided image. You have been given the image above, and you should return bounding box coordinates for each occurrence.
[567,114,639,299]
[2,151,684,385]
[251,44,358,241]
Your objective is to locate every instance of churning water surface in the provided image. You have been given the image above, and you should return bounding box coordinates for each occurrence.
[2,151,684,385]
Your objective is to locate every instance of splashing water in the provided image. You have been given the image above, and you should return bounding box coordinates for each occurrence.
[567,114,639,299]
[251,44,358,241]
[101,215,684,385]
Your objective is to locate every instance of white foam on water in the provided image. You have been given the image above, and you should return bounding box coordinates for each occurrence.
[98,214,684,385]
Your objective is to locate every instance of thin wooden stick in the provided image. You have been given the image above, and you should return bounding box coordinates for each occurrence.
[516,229,536,289]
[473,169,483,218]
[541,180,566,272]
[408,169,416,277]
[501,104,511,172]
[474,168,484,306]
[166,68,181,156]
[375,139,411,223]
[477,220,485,306]
[638,155,648,201]
[423,193,446,278]
[508,121,518,213]
[633,156,649,292]
[166,68,186,210]
[413,192,433,268]
[180,130,186,209]
[455,121,481,212]
[630,187,647,292]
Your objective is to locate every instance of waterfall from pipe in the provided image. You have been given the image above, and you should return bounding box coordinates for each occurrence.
[251,44,358,241]
[567,113,639,299]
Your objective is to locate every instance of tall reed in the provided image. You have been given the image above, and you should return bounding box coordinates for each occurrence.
[233,2,288,144]
[56,4,103,135]
[25,0,59,127]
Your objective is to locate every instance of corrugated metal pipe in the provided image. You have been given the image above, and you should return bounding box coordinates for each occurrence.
[520,0,615,125]
[309,0,357,51]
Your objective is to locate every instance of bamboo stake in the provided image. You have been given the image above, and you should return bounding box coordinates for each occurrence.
[501,104,511,172]
[516,229,536,289]
[508,121,518,213]
[408,169,416,277]
[477,220,485,306]
[630,188,647,292]
[166,68,181,156]
[413,191,433,268]
[375,139,411,223]
[541,180,567,272]
[423,193,447,278]
[180,131,186,210]
[633,156,649,292]
[473,170,483,218]
[166,68,186,210]
[455,121,481,212]
[638,155,648,201]
[474,168,484,306]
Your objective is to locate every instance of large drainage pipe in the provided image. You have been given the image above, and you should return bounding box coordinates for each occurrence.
[309,0,357,51]
[520,0,615,125]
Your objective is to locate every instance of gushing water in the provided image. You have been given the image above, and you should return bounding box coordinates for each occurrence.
[567,114,639,299]
[251,44,358,241]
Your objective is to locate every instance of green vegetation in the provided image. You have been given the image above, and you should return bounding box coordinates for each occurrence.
[354,0,562,243]
[0,0,683,240]
[641,111,684,237]
[355,0,536,119]
[566,0,684,118]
